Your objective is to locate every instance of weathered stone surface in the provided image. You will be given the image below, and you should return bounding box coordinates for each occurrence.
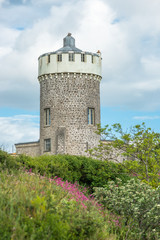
[39,72,101,156]
[15,142,40,157]
[15,35,102,157]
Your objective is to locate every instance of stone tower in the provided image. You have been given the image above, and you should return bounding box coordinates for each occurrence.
[38,33,102,156]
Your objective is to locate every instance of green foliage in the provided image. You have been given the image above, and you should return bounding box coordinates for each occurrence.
[16,154,131,190]
[0,170,115,240]
[1,149,159,239]
[0,150,20,171]
[124,160,160,188]
[94,178,160,240]
[92,122,160,187]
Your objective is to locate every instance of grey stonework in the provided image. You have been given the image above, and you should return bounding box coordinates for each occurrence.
[15,34,102,157]
[39,72,101,156]
[56,127,66,154]
[15,141,40,157]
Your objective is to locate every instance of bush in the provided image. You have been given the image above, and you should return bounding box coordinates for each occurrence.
[16,154,131,190]
[0,150,20,171]
[94,178,160,240]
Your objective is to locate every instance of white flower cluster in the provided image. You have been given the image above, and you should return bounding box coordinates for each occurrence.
[94,178,160,239]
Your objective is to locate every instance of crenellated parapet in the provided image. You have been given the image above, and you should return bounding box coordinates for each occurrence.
[38,52,102,77]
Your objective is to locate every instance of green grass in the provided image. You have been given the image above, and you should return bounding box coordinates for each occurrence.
[1,150,159,239]
[0,169,118,240]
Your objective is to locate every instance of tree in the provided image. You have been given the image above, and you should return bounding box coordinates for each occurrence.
[89,122,160,187]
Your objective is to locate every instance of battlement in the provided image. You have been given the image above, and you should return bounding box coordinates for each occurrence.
[38,52,101,77]
[38,33,101,77]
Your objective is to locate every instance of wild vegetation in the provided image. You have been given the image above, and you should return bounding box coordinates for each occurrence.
[0,150,130,190]
[0,170,118,240]
[94,178,160,240]
[0,122,160,239]
[90,122,160,188]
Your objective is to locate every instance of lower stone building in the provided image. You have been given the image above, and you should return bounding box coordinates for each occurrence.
[15,141,40,157]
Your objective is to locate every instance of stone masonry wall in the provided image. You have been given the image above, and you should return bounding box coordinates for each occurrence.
[39,72,101,156]
[15,142,40,157]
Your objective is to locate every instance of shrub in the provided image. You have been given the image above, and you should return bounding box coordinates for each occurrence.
[94,178,160,240]
[16,154,131,190]
[92,122,160,188]
[0,150,20,171]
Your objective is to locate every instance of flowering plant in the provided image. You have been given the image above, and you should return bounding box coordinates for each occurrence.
[94,178,160,239]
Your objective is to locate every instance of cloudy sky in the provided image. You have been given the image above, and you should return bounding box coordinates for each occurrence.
[0,0,160,152]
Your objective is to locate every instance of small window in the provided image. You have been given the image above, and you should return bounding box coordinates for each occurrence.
[44,138,51,152]
[91,55,94,63]
[57,54,62,62]
[44,108,51,126]
[47,55,50,63]
[81,54,85,62]
[88,108,95,125]
[69,53,74,61]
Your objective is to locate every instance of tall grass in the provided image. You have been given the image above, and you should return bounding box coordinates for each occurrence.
[0,169,118,240]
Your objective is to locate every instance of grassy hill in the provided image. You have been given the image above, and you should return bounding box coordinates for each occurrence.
[0,150,159,239]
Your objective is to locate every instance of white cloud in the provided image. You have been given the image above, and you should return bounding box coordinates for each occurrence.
[0,0,160,150]
[133,116,160,120]
[141,57,160,78]
[31,0,62,5]
[0,25,20,58]
[0,0,160,113]
[0,0,5,6]
[0,115,39,152]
